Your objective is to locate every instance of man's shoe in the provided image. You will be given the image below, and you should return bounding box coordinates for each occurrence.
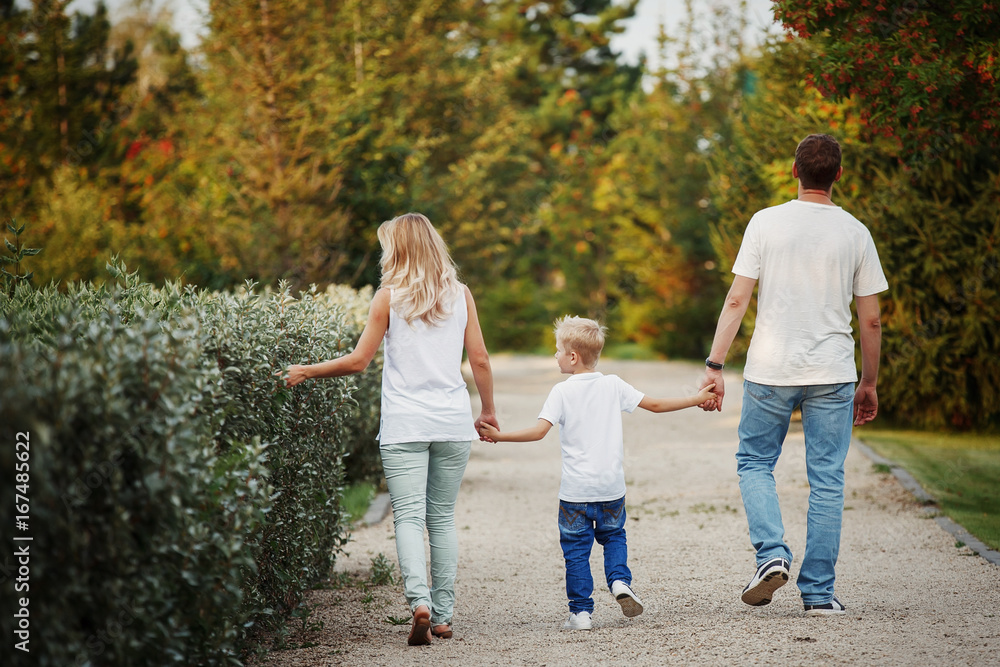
[610,580,644,618]
[804,596,846,617]
[741,557,790,606]
[562,611,592,631]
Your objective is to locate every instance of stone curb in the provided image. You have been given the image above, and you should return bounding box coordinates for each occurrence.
[361,492,391,526]
[853,438,1000,566]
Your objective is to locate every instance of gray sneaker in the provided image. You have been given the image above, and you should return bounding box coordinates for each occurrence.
[562,611,592,631]
[610,580,644,617]
[741,557,790,606]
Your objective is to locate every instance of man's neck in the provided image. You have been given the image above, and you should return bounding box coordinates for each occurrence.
[797,186,836,206]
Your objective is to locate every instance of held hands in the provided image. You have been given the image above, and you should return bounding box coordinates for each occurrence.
[477,421,501,443]
[475,413,499,443]
[695,383,718,410]
[699,370,725,412]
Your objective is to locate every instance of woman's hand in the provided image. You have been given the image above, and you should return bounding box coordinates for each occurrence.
[281,364,310,388]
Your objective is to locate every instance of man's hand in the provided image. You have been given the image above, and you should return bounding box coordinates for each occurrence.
[699,369,725,412]
[853,381,878,425]
[475,413,499,442]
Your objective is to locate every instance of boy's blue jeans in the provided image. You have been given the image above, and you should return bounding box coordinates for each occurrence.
[736,380,854,606]
[558,496,631,614]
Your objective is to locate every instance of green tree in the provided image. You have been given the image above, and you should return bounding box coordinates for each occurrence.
[0,0,137,223]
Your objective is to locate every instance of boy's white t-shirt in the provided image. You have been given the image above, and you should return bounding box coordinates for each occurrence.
[732,199,889,386]
[537,372,644,503]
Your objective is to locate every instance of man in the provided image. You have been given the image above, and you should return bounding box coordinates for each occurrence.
[700,134,887,616]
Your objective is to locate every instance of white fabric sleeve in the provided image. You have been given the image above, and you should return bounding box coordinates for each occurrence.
[731,216,760,279]
[853,231,889,297]
[537,385,564,426]
[615,376,645,414]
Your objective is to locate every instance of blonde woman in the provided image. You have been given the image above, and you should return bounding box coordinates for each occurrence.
[283,213,497,645]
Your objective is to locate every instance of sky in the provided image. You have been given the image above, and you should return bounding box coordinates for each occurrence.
[612,0,782,69]
[72,0,784,65]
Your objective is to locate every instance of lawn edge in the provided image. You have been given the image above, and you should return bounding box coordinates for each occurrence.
[853,437,1000,567]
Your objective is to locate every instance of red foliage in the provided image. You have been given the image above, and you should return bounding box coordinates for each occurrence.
[125,140,146,161]
[773,0,1000,156]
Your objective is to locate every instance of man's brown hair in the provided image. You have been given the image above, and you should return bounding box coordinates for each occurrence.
[794,134,842,190]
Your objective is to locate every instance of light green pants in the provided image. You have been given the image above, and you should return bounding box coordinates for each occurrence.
[379,440,471,625]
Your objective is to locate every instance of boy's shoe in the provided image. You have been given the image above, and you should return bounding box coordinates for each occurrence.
[804,596,846,617]
[741,557,790,606]
[610,580,644,618]
[562,611,592,631]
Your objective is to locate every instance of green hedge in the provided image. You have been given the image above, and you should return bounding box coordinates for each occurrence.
[0,266,382,666]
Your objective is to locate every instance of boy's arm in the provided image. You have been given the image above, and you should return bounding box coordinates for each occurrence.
[637,384,716,414]
[479,419,553,443]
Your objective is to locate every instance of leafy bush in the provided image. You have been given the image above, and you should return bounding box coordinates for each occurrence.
[0,267,382,665]
[320,285,382,484]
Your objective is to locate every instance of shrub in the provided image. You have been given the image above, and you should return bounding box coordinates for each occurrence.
[321,284,382,484]
[0,267,381,665]
[0,284,267,666]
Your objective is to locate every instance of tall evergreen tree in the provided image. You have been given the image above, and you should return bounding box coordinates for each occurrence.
[0,0,137,220]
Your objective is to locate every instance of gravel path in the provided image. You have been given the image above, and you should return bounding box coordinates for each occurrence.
[251,355,1000,666]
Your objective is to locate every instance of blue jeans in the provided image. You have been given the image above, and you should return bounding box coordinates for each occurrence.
[736,381,854,605]
[379,440,471,625]
[558,496,631,614]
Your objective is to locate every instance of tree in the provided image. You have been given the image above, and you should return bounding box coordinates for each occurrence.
[0,0,137,223]
[773,0,1000,161]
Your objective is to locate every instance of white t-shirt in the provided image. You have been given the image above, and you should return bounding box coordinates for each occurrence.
[732,199,889,386]
[378,287,476,445]
[537,372,644,503]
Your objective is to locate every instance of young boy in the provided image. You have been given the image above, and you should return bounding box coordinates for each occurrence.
[479,316,716,631]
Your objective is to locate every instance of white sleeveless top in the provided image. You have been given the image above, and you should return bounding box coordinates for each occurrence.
[378,287,476,445]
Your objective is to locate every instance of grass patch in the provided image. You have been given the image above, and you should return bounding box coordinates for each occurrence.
[858,429,1000,550]
[341,482,377,524]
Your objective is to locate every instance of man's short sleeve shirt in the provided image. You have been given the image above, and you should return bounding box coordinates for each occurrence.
[731,200,888,385]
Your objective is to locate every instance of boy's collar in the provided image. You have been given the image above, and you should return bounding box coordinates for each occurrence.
[566,371,602,380]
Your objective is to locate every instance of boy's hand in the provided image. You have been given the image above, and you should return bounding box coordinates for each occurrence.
[699,370,724,411]
[696,382,718,409]
[478,422,501,443]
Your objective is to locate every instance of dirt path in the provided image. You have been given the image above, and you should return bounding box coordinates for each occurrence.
[252,355,1000,666]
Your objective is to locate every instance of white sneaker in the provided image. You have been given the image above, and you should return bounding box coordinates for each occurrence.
[562,611,592,631]
[804,596,847,617]
[610,580,644,618]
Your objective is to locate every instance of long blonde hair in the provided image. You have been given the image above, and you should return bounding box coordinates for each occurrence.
[377,212,462,325]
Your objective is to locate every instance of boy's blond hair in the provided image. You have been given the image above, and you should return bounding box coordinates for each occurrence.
[554,315,607,368]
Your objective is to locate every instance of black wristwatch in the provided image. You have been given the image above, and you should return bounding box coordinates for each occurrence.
[705,358,724,371]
